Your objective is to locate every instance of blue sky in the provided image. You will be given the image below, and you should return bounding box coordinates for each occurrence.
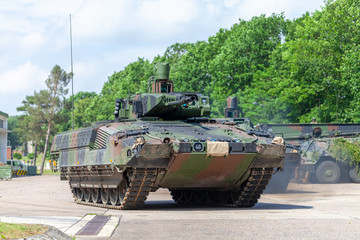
[0,0,325,116]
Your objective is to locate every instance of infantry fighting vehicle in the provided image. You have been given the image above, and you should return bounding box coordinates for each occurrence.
[51,63,286,210]
[259,123,360,184]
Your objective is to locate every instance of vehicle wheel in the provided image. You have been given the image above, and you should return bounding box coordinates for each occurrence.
[109,188,119,206]
[229,190,240,203]
[91,188,101,203]
[349,167,360,183]
[207,191,218,204]
[315,161,341,184]
[193,191,206,203]
[170,190,185,203]
[75,188,84,201]
[217,191,230,204]
[184,190,194,203]
[83,188,92,202]
[101,188,110,205]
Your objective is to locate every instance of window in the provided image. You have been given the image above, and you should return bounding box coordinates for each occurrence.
[161,83,171,93]
[0,119,3,128]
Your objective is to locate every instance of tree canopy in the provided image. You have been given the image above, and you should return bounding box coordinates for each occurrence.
[12,0,360,152]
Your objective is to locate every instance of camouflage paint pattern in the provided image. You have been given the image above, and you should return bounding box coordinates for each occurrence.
[301,137,360,167]
[51,119,285,189]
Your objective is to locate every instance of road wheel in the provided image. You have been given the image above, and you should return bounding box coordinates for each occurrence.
[75,188,84,201]
[170,190,185,203]
[101,188,110,205]
[315,161,341,183]
[229,190,240,204]
[83,188,92,202]
[91,188,101,203]
[218,191,230,204]
[207,191,218,204]
[184,190,194,203]
[193,191,206,203]
[349,167,360,183]
[109,188,119,206]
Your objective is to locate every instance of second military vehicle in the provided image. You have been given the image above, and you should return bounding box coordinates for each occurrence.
[51,63,286,210]
[259,123,360,184]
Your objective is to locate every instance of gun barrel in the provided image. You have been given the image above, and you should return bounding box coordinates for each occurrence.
[166,96,195,106]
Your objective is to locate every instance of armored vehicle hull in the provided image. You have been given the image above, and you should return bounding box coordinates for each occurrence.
[51,120,285,209]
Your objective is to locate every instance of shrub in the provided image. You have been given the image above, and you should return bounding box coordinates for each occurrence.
[13,152,22,160]
[27,153,35,159]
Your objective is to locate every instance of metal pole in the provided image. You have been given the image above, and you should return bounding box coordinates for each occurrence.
[70,14,74,130]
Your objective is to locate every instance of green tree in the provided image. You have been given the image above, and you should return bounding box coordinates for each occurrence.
[208,14,287,116]
[57,91,98,131]
[40,65,71,174]
[7,116,21,150]
[17,90,52,166]
[86,58,153,121]
[271,0,360,123]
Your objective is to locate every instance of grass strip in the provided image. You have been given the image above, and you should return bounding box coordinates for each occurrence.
[0,221,48,239]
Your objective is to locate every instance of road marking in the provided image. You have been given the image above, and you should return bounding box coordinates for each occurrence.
[65,214,120,238]
[98,216,121,237]
[76,215,111,235]
[65,214,95,236]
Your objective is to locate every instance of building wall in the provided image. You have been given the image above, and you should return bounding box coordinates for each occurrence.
[7,146,11,160]
[0,112,8,163]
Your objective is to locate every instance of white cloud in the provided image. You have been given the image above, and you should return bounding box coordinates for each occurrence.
[19,31,48,50]
[0,61,48,115]
[72,0,130,40]
[136,0,199,24]
[0,0,326,116]
[232,0,324,20]
[223,0,240,8]
[0,61,47,94]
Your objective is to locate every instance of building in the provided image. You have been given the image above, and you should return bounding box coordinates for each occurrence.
[0,111,9,163]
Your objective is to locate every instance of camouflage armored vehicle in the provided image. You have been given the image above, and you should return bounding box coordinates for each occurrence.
[259,123,360,184]
[51,63,286,210]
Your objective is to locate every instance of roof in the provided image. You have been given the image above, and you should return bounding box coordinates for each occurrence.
[0,111,8,118]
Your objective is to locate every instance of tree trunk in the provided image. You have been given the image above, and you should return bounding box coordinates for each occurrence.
[40,119,52,174]
[33,144,38,167]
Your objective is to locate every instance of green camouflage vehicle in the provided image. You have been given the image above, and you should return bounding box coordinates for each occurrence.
[300,137,360,183]
[258,123,360,184]
[51,63,286,210]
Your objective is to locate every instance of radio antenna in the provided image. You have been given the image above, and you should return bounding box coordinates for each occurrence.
[70,14,74,130]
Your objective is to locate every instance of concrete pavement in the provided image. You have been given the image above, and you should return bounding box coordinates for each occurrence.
[1,175,360,239]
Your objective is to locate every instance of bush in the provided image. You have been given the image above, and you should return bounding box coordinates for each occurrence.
[13,152,22,160]
[27,153,35,159]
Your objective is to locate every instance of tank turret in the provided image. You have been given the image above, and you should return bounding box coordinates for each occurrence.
[114,63,210,121]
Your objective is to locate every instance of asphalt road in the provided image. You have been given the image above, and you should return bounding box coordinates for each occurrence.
[1,175,360,239]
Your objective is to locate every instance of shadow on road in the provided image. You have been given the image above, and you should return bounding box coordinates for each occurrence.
[253,202,312,210]
[264,189,318,194]
[141,200,312,211]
